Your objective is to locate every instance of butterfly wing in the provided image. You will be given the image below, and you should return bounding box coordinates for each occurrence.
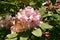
[12,19,28,32]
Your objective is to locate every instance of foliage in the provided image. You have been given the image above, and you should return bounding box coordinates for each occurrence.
[0,0,60,40]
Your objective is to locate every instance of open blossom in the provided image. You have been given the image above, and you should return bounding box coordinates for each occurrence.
[0,20,7,27]
[11,6,42,33]
[0,14,16,30]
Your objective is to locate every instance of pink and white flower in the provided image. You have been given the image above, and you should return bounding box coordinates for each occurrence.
[11,6,42,33]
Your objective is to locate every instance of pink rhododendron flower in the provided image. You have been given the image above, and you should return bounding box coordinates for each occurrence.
[0,14,14,29]
[11,6,42,33]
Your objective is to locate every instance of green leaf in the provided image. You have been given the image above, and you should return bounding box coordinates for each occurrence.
[10,8,14,12]
[39,7,46,16]
[39,22,53,31]
[32,28,42,37]
[6,33,17,39]
[52,14,60,19]
[56,9,60,14]
[29,1,36,5]
[5,38,17,40]
[20,37,28,40]
[48,11,53,16]
[43,11,53,17]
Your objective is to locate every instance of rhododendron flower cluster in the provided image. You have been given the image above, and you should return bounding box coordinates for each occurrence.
[45,0,59,11]
[11,6,42,33]
[0,14,14,29]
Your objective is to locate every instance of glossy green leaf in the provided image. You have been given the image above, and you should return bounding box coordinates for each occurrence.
[39,7,46,16]
[6,33,17,39]
[48,11,53,16]
[32,28,42,37]
[29,1,36,5]
[20,37,28,40]
[43,11,53,17]
[52,14,60,19]
[56,9,60,14]
[39,22,53,31]
[5,38,17,40]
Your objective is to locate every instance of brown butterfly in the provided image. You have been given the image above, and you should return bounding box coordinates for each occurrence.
[12,18,28,32]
